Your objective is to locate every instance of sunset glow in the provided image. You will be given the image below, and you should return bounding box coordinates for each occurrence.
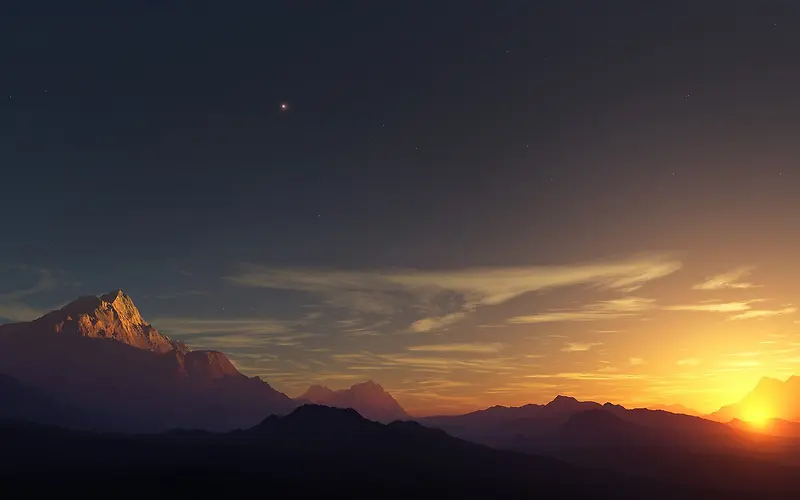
[741,406,771,428]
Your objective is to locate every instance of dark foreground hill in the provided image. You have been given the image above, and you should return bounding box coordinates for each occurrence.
[0,405,791,499]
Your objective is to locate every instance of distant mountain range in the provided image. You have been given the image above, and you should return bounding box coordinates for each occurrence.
[296,381,409,422]
[419,395,737,452]
[2,289,798,440]
[709,375,800,423]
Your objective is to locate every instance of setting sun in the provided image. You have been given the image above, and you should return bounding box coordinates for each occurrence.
[741,406,772,428]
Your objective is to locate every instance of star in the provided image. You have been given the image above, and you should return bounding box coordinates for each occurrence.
[280,103,289,111]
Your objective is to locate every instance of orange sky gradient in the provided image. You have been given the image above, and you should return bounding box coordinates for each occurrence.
[147,257,800,417]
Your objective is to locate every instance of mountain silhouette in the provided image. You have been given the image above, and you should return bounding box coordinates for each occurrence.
[422,395,746,453]
[296,380,409,422]
[420,395,604,446]
[649,403,702,417]
[1,404,771,499]
[0,290,295,432]
[710,375,800,423]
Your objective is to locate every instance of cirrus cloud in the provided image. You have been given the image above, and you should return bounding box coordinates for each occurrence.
[225,253,681,332]
[692,266,760,290]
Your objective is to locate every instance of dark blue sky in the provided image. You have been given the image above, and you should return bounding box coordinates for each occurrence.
[3,1,800,412]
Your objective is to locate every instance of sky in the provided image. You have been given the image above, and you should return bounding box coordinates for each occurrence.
[2,1,800,415]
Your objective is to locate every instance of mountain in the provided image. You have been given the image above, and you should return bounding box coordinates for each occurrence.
[0,373,93,428]
[422,395,800,492]
[709,376,800,423]
[0,290,295,432]
[648,403,702,417]
[419,395,603,446]
[422,395,748,453]
[728,417,800,437]
[296,380,409,422]
[0,405,775,499]
[1,289,189,353]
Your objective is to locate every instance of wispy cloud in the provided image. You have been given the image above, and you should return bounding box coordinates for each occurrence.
[410,312,466,332]
[225,254,681,332]
[152,317,293,336]
[677,358,700,366]
[525,372,645,381]
[561,342,603,352]
[329,351,518,374]
[663,301,755,313]
[0,267,59,322]
[0,302,50,323]
[508,297,655,324]
[629,357,646,365]
[663,300,796,320]
[406,342,508,354]
[727,307,797,320]
[692,267,760,290]
[151,316,321,349]
[722,360,761,368]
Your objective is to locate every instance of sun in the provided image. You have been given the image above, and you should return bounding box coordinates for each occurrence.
[741,406,771,428]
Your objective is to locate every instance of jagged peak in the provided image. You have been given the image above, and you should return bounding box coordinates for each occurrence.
[300,384,335,399]
[548,395,580,405]
[55,289,144,326]
[30,290,187,354]
[350,380,387,392]
[100,288,126,303]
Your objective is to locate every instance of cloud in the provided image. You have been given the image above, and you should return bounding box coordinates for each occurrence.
[692,267,760,290]
[152,317,293,336]
[508,296,655,324]
[406,342,508,354]
[723,360,761,368]
[663,301,754,313]
[410,312,466,332]
[561,342,602,352]
[677,358,700,366]
[629,357,646,366]
[663,300,796,320]
[524,372,645,381]
[225,254,681,332]
[0,302,50,323]
[727,307,797,320]
[329,351,519,374]
[0,267,59,322]
[151,316,323,350]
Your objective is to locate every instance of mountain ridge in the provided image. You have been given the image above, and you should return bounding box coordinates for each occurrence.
[297,380,410,422]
